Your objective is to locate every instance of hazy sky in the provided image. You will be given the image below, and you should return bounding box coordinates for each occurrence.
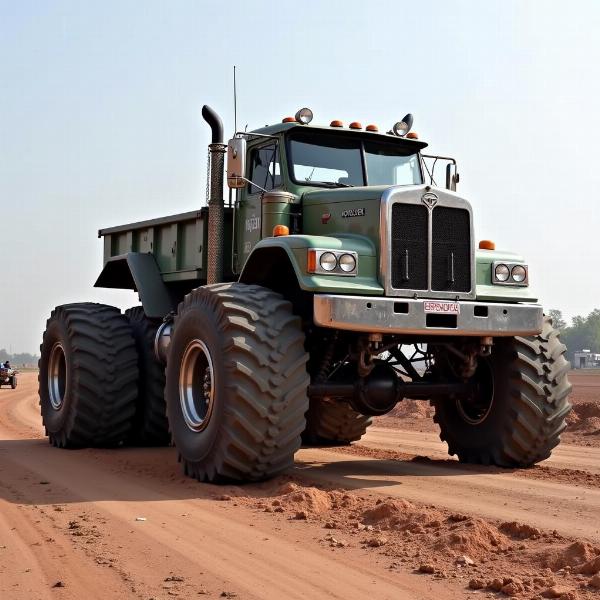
[1,0,599,354]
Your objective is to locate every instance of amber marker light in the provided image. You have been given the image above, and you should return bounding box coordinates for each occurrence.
[330,120,344,127]
[349,122,362,129]
[273,225,289,237]
[282,116,296,123]
[307,250,317,273]
[366,124,378,132]
[406,132,419,139]
[479,240,496,250]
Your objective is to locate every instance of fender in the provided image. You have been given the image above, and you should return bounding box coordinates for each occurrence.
[94,252,176,318]
[239,234,383,295]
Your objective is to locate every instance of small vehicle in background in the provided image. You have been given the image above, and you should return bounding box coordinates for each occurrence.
[0,365,18,389]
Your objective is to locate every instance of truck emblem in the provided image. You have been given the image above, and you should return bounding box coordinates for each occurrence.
[321,213,331,224]
[341,208,365,218]
[421,192,438,209]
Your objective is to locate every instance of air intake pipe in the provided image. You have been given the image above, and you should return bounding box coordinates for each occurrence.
[202,105,226,284]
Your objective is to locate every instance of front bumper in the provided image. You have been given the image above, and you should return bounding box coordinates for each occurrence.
[313,295,543,337]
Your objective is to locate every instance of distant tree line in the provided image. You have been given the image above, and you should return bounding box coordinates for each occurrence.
[548,308,600,360]
[0,349,39,366]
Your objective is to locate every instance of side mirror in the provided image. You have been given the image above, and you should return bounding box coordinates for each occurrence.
[445,163,459,191]
[227,137,246,189]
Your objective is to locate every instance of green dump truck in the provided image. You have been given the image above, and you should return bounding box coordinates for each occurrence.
[38,105,571,482]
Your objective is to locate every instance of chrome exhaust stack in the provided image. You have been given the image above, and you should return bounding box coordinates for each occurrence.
[202,105,227,285]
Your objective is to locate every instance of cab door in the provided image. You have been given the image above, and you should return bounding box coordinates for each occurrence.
[234,142,282,273]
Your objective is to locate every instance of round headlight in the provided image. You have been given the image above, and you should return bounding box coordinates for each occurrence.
[295,108,313,125]
[319,252,337,271]
[495,264,510,282]
[338,253,356,273]
[393,121,410,136]
[512,265,527,283]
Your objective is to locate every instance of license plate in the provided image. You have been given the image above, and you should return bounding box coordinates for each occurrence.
[423,301,460,315]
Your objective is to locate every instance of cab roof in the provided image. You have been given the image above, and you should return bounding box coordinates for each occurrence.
[248,121,428,151]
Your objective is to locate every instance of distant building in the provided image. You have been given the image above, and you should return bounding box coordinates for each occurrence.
[573,350,600,369]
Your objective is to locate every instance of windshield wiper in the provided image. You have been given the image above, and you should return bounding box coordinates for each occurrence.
[312,181,354,188]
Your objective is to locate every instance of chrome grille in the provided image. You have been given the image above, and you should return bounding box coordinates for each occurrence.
[388,200,472,296]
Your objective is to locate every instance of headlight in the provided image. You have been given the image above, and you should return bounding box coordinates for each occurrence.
[319,252,337,271]
[511,265,527,282]
[492,261,529,286]
[338,253,356,273]
[495,264,510,282]
[295,107,313,124]
[307,249,358,277]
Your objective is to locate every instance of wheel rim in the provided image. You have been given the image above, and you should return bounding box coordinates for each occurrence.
[48,342,67,410]
[179,339,215,432]
[456,360,494,425]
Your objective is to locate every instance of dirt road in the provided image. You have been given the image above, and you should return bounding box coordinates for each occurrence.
[2,373,600,599]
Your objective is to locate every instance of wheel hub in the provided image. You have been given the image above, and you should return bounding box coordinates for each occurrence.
[179,339,215,432]
[48,342,67,410]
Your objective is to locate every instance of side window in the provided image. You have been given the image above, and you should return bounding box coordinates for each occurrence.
[248,144,281,195]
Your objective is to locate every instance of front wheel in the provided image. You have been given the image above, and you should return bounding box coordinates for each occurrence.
[10,377,17,389]
[165,283,309,482]
[432,316,572,467]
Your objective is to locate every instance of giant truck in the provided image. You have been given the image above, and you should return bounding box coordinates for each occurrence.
[38,105,571,482]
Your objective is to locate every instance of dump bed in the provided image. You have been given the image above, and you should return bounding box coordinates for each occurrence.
[98,207,234,284]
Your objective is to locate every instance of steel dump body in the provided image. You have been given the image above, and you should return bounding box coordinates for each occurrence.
[97,208,234,288]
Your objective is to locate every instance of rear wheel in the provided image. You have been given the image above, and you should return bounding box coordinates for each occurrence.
[303,399,372,445]
[38,303,138,447]
[165,283,309,482]
[432,316,572,467]
[125,307,169,446]
[10,377,16,389]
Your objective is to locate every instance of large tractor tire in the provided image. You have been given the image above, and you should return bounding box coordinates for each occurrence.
[38,303,138,448]
[125,307,169,446]
[432,316,572,467]
[165,283,309,483]
[303,399,372,445]
[10,376,17,389]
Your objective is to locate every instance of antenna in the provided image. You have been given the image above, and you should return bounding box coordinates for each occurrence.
[233,65,237,134]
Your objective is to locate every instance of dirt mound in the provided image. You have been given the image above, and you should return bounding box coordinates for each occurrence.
[535,540,600,571]
[433,517,508,559]
[567,402,600,434]
[275,482,334,515]
[499,521,542,539]
[361,499,443,532]
[388,401,434,419]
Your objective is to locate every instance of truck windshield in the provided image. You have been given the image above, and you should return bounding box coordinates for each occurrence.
[288,132,422,188]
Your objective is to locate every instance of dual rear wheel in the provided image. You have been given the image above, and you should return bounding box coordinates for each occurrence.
[38,283,310,482]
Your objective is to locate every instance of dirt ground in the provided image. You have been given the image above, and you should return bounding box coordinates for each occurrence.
[1,372,600,599]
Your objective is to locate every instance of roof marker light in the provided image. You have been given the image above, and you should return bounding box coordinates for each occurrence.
[330,120,344,127]
[349,122,362,129]
[282,116,296,123]
[406,132,419,139]
[366,124,378,132]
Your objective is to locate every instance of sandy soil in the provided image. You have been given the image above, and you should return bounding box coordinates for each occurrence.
[1,372,600,599]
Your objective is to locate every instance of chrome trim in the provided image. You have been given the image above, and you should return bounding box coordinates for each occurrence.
[314,294,543,337]
[379,185,476,300]
[492,261,529,287]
